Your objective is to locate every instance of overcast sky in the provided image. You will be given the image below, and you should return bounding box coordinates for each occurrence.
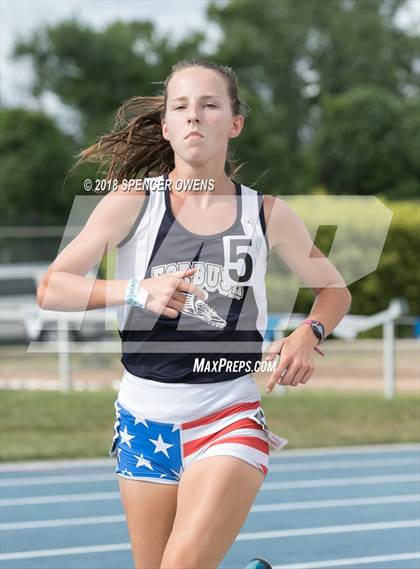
[1,0,418,128]
[0,0,222,128]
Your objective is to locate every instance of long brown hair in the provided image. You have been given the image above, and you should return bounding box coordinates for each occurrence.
[71,59,250,184]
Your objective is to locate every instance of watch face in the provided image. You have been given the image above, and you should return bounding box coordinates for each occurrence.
[312,324,322,340]
[312,321,325,341]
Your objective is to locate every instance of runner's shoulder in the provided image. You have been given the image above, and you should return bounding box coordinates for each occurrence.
[90,180,148,247]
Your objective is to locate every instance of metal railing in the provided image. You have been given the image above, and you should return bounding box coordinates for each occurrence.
[1,298,412,398]
[265,298,410,399]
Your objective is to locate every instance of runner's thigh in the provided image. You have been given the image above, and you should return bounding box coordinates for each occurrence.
[118,477,178,569]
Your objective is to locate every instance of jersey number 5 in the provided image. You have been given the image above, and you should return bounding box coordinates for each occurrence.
[223,236,254,286]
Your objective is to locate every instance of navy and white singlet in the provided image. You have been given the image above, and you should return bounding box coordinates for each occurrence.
[114,174,270,384]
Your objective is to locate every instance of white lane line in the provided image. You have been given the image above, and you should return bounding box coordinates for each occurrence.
[1,515,125,530]
[2,458,418,486]
[269,457,419,472]
[0,459,112,472]
[0,543,131,561]
[3,474,419,506]
[1,492,121,506]
[1,473,113,487]
[2,443,419,471]
[1,521,419,560]
[262,473,420,491]
[273,552,420,569]
[236,519,420,540]
[270,443,420,458]
[1,494,418,531]
[252,493,420,512]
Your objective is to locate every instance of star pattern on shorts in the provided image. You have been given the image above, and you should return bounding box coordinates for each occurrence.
[134,453,153,470]
[114,406,183,479]
[119,426,135,448]
[149,433,173,457]
[134,416,148,427]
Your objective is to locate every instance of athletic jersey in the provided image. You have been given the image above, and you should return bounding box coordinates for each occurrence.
[114,173,270,384]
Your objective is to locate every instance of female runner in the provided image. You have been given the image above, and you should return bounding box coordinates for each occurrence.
[38,59,352,569]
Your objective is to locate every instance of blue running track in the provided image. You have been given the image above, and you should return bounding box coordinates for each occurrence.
[1,443,419,569]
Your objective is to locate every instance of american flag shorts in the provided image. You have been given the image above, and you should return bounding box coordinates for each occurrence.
[109,398,288,484]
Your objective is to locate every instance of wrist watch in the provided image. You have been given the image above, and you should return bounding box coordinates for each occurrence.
[125,278,149,309]
[302,319,325,345]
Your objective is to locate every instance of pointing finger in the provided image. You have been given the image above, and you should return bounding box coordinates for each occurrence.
[176,279,208,301]
[170,268,196,278]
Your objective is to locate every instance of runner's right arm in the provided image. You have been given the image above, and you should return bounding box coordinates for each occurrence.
[37,186,206,315]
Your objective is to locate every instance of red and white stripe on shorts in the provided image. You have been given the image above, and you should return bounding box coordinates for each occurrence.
[180,400,271,477]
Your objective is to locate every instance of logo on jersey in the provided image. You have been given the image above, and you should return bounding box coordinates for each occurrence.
[181,293,226,329]
[151,262,244,300]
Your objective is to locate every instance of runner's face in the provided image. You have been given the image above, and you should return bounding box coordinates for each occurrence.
[162,67,243,166]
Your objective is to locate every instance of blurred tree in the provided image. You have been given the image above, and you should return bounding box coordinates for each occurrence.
[311,87,420,198]
[302,0,418,98]
[207,0,312,193]
[10,0,419,204]
[14,19,207,142]
[207,0,419,196]
[0,108,76,225]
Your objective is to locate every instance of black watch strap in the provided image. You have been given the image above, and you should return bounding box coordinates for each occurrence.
[303,319,325,345]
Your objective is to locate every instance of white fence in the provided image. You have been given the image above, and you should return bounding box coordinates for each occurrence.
[265,298,409,399]
[1,297,411,398]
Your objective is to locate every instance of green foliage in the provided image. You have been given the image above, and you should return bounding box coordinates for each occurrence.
[207,0,419,197]
[14,18,207,142]
[313,87,420,198]
[3,0,418,305]
[0,108,75,225]
[347,198,420,315]
[300,0,417,97]
[11,1,419,200]
[266,198,420,320]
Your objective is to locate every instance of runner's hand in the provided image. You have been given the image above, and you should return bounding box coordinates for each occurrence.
[139,267,207,318]
[264,326,318,392]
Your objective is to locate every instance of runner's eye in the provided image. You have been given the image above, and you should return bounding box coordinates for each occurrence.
[173,104,217,110]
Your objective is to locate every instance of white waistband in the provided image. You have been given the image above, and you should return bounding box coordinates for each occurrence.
[117,369,261,423]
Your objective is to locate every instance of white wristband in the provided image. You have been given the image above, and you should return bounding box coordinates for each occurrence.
[125,278,148,308]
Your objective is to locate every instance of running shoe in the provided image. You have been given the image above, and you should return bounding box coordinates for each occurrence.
[245,558,273,569]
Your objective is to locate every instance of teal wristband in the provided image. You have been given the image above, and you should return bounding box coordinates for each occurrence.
[125,278,140,305]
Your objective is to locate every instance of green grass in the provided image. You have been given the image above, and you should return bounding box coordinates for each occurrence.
[263,390,420,448]
[1,390,118,462]
[1,389,419,461]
